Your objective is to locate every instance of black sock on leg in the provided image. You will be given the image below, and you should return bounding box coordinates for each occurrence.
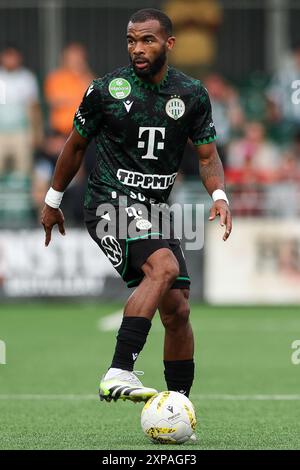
[111,316,151,371]
[164,359,195,397]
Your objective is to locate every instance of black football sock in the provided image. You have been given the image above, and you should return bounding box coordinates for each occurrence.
[110,316,151,371]
[164,359,195,397]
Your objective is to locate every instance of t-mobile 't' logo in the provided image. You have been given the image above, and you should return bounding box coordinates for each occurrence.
[138,127,165,160]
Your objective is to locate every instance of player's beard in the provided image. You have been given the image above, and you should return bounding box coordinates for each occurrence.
[130,46,167,79]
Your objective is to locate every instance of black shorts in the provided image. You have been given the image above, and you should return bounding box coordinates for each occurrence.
[84,201,190,290]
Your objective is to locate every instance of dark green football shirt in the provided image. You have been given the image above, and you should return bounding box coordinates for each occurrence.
[73,65,217,209]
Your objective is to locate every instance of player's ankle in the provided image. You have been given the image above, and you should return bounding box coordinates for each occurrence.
[164,359,195,397]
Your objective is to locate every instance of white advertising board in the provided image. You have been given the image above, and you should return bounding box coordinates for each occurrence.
[0,229,118,297]
[205,219,300,304]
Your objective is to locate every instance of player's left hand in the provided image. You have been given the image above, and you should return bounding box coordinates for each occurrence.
[209,200,232,241]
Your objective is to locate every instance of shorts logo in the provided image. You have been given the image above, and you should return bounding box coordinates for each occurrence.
[166,96,185,120]
[136,219,152,230]
[101,235,123,267]
[109,78,131,99]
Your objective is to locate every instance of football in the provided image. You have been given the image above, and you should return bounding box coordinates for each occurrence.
[141,391,197,444]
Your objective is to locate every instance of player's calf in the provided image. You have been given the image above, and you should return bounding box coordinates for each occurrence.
[159,289,195,397]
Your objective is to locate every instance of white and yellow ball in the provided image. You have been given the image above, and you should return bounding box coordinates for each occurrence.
[141,391,197,444]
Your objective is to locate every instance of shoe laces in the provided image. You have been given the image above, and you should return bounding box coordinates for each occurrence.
[125,370,144,385]
[133,370,144,377]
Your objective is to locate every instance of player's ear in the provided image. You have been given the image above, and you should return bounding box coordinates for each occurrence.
[166,36,176,51]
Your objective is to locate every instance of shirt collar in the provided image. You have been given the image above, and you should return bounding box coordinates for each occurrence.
[130,66,169,91]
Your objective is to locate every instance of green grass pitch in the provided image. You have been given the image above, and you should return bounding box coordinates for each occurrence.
[0,303,300,450]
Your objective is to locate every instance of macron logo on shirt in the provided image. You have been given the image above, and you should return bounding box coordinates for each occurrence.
[123,100,134,113]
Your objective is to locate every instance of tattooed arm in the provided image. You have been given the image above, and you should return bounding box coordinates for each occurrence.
[196,142,232,241]
[197,142,225,195]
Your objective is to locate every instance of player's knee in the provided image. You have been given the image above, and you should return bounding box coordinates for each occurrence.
[162,301,190,332]
[143,250,180,285]
[152,263,179,285]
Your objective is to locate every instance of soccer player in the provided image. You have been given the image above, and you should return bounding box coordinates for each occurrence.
[41,9,232,403]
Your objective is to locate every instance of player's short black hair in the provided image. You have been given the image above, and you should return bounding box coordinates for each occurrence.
[129,8,173,37]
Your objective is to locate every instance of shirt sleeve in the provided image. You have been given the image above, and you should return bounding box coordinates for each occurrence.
[189,84,217,146]
[73,80,103,140]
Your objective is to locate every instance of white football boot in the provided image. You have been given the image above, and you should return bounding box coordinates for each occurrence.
[99,370,158,403]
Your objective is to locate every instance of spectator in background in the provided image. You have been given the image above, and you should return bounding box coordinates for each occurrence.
[45,43,94,136]
[0,44,43,175]
[265,131,300,217]
[43,43,95,225]
[163,0,222,76]
[32,131,66,214]
[205,74,244,167]
[32,129,94,225]
[226,121,279,185]
[278,131,300,182]
[267,45,300,141]
[177,74,244,182]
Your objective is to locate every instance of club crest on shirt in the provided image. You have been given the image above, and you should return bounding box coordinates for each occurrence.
[165,96,185,120]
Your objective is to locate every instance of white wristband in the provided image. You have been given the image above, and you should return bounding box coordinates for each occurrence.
[212,189,229,205]
[45,187,64,209]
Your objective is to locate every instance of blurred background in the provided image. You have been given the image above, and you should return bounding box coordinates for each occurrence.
[1,0,300,304]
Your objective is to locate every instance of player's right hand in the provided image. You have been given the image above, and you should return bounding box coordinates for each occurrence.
[41,204,66,247]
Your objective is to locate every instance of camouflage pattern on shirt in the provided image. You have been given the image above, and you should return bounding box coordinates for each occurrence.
[73,65,217,209]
